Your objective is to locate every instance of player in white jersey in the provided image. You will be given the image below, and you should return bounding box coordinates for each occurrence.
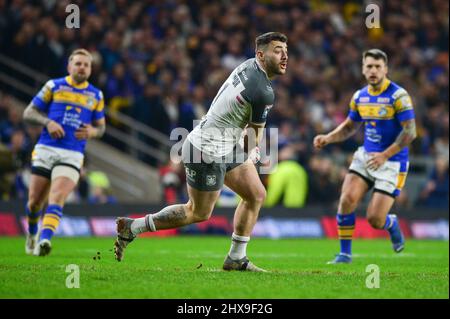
[114,32,288,272]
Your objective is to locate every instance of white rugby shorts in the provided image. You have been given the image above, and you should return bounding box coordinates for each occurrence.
[348,147,408,197]
[31,144,84,179]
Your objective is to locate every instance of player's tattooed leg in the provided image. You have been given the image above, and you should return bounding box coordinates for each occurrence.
[152,204,189,229]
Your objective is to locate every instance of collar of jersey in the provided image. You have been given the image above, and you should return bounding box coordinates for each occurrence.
[368,78,390,96]
[65,76,89,89]
[255,58,270,80]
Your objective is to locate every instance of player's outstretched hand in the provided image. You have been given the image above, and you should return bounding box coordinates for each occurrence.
[313,135,329,149]
[46,121,65,139]
[75,124,95,140]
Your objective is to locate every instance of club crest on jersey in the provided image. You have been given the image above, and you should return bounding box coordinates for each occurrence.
[206,175,217,186]
[378,106,388,116]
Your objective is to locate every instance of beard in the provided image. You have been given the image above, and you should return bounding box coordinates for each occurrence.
[266,58,284,75]
[72,72,88,83]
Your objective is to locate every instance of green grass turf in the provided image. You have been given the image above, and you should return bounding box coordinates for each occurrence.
[0,236,447,299]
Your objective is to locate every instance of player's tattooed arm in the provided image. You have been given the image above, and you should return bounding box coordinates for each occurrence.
[381,118,417,159]
[23,103,65,139]
[368,119,417,170]
[314,117,362,149]
[331,118,362,142]
[23,102,50,126]
[395,119,417,148]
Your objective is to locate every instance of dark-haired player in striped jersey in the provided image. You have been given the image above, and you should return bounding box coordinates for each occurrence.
[314,49,416,264]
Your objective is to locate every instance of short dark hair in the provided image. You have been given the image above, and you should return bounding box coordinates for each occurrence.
[363,49,388,64]
[255,32,288,51]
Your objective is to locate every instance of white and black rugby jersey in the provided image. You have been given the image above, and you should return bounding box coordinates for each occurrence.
[188,58,275,157]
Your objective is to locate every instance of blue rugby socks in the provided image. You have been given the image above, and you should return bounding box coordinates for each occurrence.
[25,205,41,235]
[40,204,63,241]
[337,212,356,256]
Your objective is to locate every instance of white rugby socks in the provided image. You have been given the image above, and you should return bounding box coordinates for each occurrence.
[228,232,250,260]
[131,214,156,235]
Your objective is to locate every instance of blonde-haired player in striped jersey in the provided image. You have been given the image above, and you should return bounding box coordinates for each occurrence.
[314,49,416,263]
[23,49,106,256]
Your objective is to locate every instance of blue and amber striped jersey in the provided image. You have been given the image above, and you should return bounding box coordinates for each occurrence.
[31,76,105,154]
[348,79,415,162]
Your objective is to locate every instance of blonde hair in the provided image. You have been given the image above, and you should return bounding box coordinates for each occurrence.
[69,49,93,62]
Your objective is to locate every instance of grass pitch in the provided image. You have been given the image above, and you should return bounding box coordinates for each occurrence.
[0,236,447,299]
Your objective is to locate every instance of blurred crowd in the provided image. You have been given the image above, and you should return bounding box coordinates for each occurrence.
[0,0,448,208]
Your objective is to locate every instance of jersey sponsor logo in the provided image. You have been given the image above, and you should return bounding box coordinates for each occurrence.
[377,97,390,103]
[358,105,394,119]
[206,175,217,186]
[59,85,74,91]
[185,168,197,182]
[83,91,97,98]
[53,90,98,110]
[365,128,382,143]
[62,109,82,128]
[186,168,196,178]
[359,97,370,102]
[232,74,241,87]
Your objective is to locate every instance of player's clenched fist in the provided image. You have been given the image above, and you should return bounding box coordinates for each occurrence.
[46,120,65,139]
[313,134,329,149]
